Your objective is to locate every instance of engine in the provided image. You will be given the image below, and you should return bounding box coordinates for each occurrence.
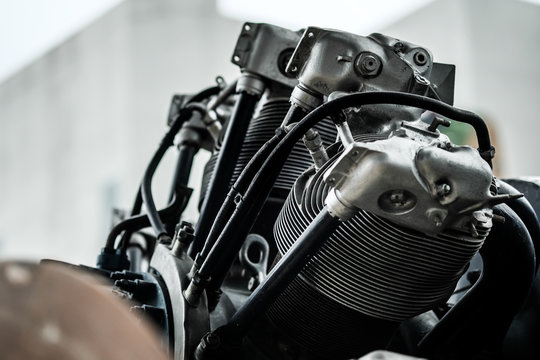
[41,22,539,360]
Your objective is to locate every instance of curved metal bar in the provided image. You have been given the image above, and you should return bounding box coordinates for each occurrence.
[417,204,536,359]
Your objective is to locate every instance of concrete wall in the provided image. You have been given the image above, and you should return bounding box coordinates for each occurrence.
[0,0,241,265]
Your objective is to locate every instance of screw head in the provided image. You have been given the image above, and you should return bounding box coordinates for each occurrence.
[389,190,405,204]
[378,189,417,213]
[431,214,443,227]
[435,183,452,198]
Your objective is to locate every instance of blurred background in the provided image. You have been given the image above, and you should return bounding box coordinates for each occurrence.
[0,0,539,265]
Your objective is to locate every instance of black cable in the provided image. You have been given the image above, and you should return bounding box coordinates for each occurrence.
[125,85,221,219]
[103,185,192,249]
[197,91,494,290]
[110,85,222,249]
[196,106,305,263]
[197,133,284,262]
[141,109,195,239]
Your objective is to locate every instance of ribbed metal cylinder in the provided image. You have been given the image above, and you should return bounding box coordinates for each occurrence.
[199,98,337,206]
[271,141,489,334]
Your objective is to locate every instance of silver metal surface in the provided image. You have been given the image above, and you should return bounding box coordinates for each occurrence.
[150,244,210,360]
[239,234,269,288]
[231,22,301,88]
[323,123,497,235]
[335,121,355,147]
[236,72,266,97]
[287,27,434,97]
[289,85,323,111]
[303,129,330,170]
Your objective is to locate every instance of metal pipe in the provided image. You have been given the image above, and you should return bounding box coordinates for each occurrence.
[200,207,340,353]
[498,180,540,270]
[417,204,536,359]
[168,144,198,203]
[141,110,193,240]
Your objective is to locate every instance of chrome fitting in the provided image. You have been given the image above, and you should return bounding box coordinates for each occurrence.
[236,72,266,97]
[290,84,323,112]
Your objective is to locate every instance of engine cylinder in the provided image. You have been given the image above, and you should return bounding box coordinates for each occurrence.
[262,139,489,358]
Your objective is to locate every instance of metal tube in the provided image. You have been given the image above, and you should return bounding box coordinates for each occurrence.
[417,204,536,359]
[114,85,221,249]
[498,180,540,270]
[168,144,197,203]
[208,207,340,348]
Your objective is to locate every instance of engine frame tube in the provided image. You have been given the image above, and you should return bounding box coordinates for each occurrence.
[168,145,197,203]
[190,74,266,258]
[497,180,540,359]
[498,180,540,270]
[417,204,536,359]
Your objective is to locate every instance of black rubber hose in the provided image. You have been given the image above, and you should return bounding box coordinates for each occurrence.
[164,144,199,236]
[417,204,536,359]
[198,91,493,288]
[124,85,221,219]
[189,85,223,104]
[497,180,540,359]
[141,109,195,239]
[215,207,340,343]
[168,144,198,203]
[197,107,306,265]
[104,185,192,249]
[116,86,222,248]
[190,92,261,257]
[498,180,540,271]
[197,134,285,262]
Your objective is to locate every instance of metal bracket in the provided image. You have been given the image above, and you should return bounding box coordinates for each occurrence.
[231,22,302,88]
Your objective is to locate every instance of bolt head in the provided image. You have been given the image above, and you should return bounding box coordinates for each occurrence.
[431,214,443,227]
[436,183,452,197]
[389,190,405,204]
[355,52,382,77]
